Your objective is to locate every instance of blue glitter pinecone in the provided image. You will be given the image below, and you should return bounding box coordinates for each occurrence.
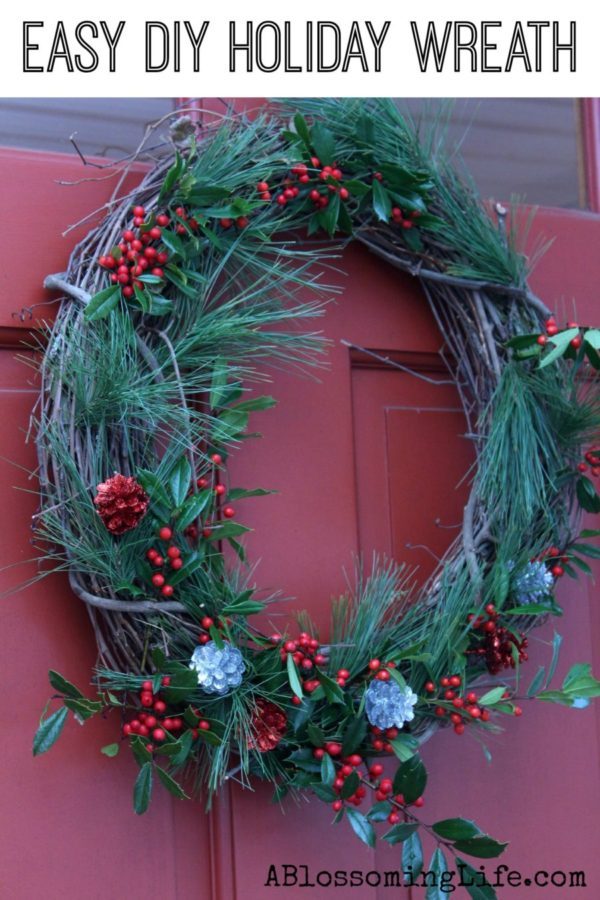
[189,640,246,695]
[365,679,418,731]
[512,561,554,605]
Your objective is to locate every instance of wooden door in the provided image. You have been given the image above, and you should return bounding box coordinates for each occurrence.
[1,146,599,900]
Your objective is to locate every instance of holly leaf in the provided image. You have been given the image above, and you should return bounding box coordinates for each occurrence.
[452,836,508,858]
[310,122,335,166]
[390,732,419,762]
[372,179,392,222]
[170,457,192,507]
[84,285,121,321]
[33,706,68,756]
[48,670,84,699]
[156,766,189,800]
[101,743,120,757]
[133,762,153,814]
[456,859,498,899]
[176,491,211,530]
[382,822,419,844]
[538,327,579,368]
[340,771,360,800]
[320,752,335,787]
[402,831,424,881]
[367,801,393,822]
[286,653,303,700]
[432,818,481,840]
[425,848,449,900]
[477,687,507,707]
[576,476,600,513]
[392,753,427,804]
[341,715,367,756]
[346,808,376,848]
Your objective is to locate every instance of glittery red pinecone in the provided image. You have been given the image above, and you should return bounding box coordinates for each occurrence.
[93,473,149,535]
[468,625,528,675]
[248,699,287,752]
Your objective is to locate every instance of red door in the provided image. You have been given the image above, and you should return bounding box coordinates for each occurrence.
[1,148,599,899]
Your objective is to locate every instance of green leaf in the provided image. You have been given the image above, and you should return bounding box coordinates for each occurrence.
[546,631,563,687]
[137,468,171,511]
[33,706,68,756]
[340,771,360,800]
[156,766,189,799]
[346,808,376,848]
[402,831,424,881]
[48,670,84,699]
[206,522,252,541]
[133,762,153,814]
[367,800,392,822]
[63,697,102,721]
[320,192,340,237]
[101,743,120,757]
[538,327,579,368]
[526,666,546,697]
[382,822,419,844]
[576,476,600,513]
[176,491,211,530]
[504,604,553,616]
[172,729,194,766]
[390,733,419,762]
[341,715,367,756]
[307,722,325,747]
[147,295,173,316]
[477,687,507,707]
[456,859,498,900]
[317,671,345,705]
[293,113,312,149]
[372,179,392,222]
[311,782,337,802]
[506,333,541,350]
[320,752,335,787]
[392,753,427,804]
[287,653,303,700]
[84,285,121,321]
[310,122,335,166]
[432,818,481,840]
[227,488,274,501]
[453,836,508,858]
[425,848,449,900]
[160,229,188,258]
[159,151,184,200]
[170,457,192,507]
[570,556,593,575]
[221,599,265,617]
[129,735,153,766]
[570,542,600,560]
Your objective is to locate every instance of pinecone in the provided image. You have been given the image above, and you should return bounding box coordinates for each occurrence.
[93,473,149,535]
[468,625,529,675]
[248,698,287,752]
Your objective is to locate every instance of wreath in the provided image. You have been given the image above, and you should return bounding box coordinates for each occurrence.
[31,99,600,890]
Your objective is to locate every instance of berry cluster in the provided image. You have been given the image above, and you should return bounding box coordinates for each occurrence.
[425,674,494,735]
[98,205,170,299]
[197,615,217,645]
[467,604,528,675]
[276,632,328,703]
[366,657,397,682]
[369,724,400,754]
[391,206,420,229]
[578,446,600,477]
[145,525,181,598]
[534,545,569,579]
[537,316,583,349]
[122,676,211,752]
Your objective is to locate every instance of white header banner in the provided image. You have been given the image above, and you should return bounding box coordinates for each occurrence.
[0,0,595,97]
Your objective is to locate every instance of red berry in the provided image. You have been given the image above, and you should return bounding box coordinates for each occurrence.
[347,754,362,767]
[170,557,183,570]
[440,677,450,687]
[140,692,154,707]
[452,698,464,708]
[449,675,462,687]
[379,779,393,795]
[152,555,164,567]
[368,659,380,671]
[236,216,249,229]
[313,747,325,759]
[332,799,343,812]
[152,728,166,742]
[133,205,145,217]
[122,723,132,735]
[424,681,436,693]
[454,723,465,735]
[156,214,170,227]
[309,189,320,201]
[201,616,214,630]
[146,549,158,561]
[257,181,269,192]
[220,218,232,229]
[199,720,210,730]
[369,763,384,777]
[161,584,174,597]
[466,692,478,705]
[158,526,172,541]
[276,194,287,206]
[153,700,167,714]
[151,267,164,279]
[578,463,588,472]
[514,706,523,717]
[537,335,548,346]
[223,506,235,518]
[435,707,446,717]
[211,453,223,465]
[152,573,165,588]
[310,156,321,168]
[376,670,390,681]
[388,812,401,825]
[167,546,181,559]
[413,797,425,808]
[468,706,482,719]
[551,565,564,578]
[325,742,341,756]
[570,336,582,349]
[546,324,559,336]
[214,484,226,496]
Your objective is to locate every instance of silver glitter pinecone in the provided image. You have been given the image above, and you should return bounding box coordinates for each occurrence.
[189,640,246,695]
[365,679,418,731]
[512,561,554,605]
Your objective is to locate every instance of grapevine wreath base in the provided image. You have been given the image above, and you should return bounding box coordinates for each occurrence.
[31,100,600,890]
